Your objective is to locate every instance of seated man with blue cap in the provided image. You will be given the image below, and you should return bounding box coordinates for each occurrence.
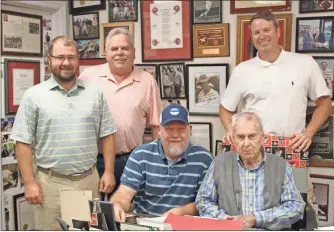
[110,104,213,221]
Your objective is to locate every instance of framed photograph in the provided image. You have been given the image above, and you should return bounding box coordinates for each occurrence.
[215,140,223,156]
[193,23,229,58]
[230,0,291,14]
[4,59,40,115]
[77,58,107,75]
[73,12,99,40]
[300,0,334,13]
[192,0,222,24]
[311,174,334,226]
[69,0,106,14]
[158,63,186,99]
[100,22,134,56]
[135,64,158,83]
[190,122,212,153]
[236,13,292,65]
[313,57,334,99]
[1,11,43,57]
[187,64,228,116]
[141,0,192,62]
[109,0,138,22]
[296,16,334,53]
[162,99,188,109]
[77,39,100,59]
[307,107,334,168]
[13,193,35,230]
[2,163,19,191]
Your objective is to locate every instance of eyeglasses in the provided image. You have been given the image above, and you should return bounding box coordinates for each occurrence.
[50,55,78,63]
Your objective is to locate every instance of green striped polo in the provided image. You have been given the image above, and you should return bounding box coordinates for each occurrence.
[10,77,117,175]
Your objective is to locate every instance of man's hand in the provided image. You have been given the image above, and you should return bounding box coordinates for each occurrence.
[113,202,126,222]
[226,214,256,228]
[99,172,116,193]
[223,131,233,144]
[25,181,43,205]
[289,132,312,152]
[162,207,182,217]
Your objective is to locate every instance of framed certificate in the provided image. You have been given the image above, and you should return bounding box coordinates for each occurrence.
[230,0,291,14]
[4,59,40,115]
[69,0,106,14]
[13,193,35,230]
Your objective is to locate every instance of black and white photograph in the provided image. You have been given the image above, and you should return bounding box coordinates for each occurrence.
[300,0,334,13]
[77,39,100,59]
[109,0,138,22]
[4,35,22,49]
[159,63,186,99]
[29,22,39,34]
[162,99,188,109]
[192,0,222,24]
[296,16,334,53]
[313,57,334,99]
[313,183,330,221]
[2,163,19,191]
[135,64,158,82]
[195,73,220,105]
[73,12,99,40]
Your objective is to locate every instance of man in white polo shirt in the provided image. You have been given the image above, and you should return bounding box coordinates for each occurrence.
[219,11,331,228]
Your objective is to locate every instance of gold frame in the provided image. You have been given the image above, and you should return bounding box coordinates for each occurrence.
[99,22,134,56]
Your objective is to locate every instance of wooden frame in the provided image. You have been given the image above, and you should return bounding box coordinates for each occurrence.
[140,0,192,62]
[4,59,40,115]
[99,22,134,56]
[135,64,158,83]
[108,0,138,22]
[230,0,291,14]
[296,16,334,53]
[236,13,292,65]
[77,58,107,75]
[192,0,222,24]
[190,122,212,152]
[313,56,334,100]
[187,63,228,116]
[193,23,230,58]
[69,0,106,14]
[72,12,99,40]
[299,0,334,13]
[1,11,43,57]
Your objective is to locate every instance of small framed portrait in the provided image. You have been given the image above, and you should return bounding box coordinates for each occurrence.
[73,12,99,40]
[300,0,334,13]
[187,63,228,116]
[69,0,106,14]
[158,63,186,100]
[77,39,100,59]
[109,0,138,22]
[313,57,334,99]
[296,16,334,53]
[135,64,158,83]
[190,122,212,152]
[192,0,222,24]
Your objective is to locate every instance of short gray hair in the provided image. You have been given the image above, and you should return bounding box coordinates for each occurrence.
[105,27,134,52]
[232,112,264,132]
[48,35,78,56]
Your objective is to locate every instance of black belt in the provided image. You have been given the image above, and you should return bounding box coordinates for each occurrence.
[98,150,133,158]
[37,166,94,181]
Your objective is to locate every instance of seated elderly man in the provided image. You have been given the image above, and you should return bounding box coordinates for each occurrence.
[195,112,305,230]
[111,104,213,221]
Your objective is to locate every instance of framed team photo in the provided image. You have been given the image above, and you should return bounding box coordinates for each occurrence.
[109,0,138,22]
[72,12,99,40]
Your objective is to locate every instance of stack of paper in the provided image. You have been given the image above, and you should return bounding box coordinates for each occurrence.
[136,216,172,230]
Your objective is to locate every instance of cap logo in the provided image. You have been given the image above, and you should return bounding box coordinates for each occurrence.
[169,108,180,116]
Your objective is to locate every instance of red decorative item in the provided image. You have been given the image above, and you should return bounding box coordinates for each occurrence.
[174,38,181,45]
[174,5,180,13]
[152,39,158,46]
[152,7,158,15]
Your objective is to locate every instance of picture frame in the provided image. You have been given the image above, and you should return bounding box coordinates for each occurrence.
[296,16,334,53]
[100,22,134,56]
[187,63,228,116]
[73,12,99,40]
[193,23,230,58]
[299,0,334,13]
[307,107,334,168]
[192,0,222,24]
[141,0,192,62]
[158,63,186,99]
[69,0,106,14]
[162,99,188,109]
[190,122,212,153]
[109,0,138,22]
[13,193,35,230]
[1,10,43,57]
[77,39,100,59]
[310,174,334,226]
[236,13,292,65]
[4,59,40,115]
[135,64,158,83]
[77,58,107,75]
[230,0,291,14]
[215,140,223,156]
[313,56,334,100]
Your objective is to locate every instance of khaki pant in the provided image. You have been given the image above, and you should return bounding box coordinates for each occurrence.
[34,168,100,230]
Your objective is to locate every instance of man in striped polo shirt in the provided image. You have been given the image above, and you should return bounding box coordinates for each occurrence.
[110,104,213,221]
[10,36,117,230]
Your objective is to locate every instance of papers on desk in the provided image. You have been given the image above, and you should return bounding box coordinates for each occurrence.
[136,216,171,230]
[315,226,334,230]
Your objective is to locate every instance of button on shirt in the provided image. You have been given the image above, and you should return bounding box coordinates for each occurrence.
[78,64,161,154]
[10,77,117,175]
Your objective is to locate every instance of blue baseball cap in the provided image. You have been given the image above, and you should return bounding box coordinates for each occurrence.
[160,104,189,126]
